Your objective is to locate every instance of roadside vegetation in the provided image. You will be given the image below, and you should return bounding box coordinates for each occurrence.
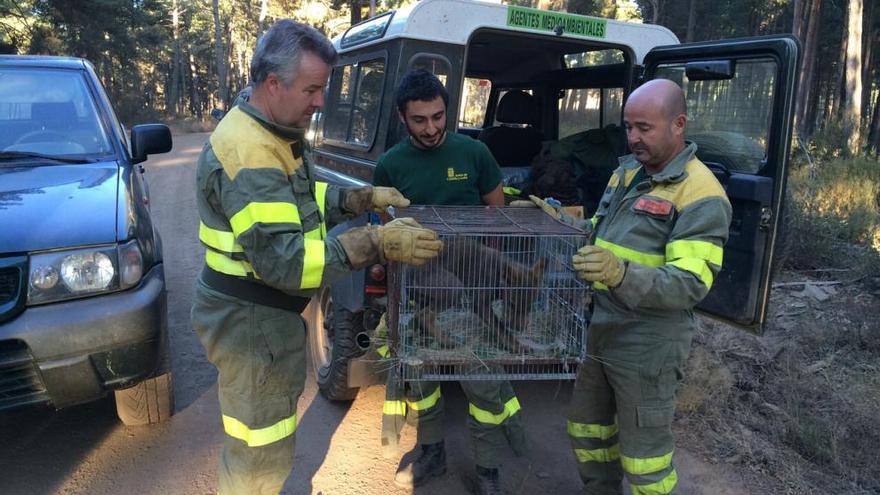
[679,147,880,494]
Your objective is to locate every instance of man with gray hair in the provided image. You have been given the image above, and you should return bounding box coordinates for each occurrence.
[191,19,442,494]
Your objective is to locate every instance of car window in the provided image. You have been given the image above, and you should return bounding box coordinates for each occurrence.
[459,77,491,129]
[654,58,776,173]
[323,58,386,148]
[410,55,451,86]
[558,87,623,139]
[564,49,624,68]
[0,68,113,157]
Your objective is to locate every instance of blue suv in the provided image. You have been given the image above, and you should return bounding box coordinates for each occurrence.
[0,56,173,425]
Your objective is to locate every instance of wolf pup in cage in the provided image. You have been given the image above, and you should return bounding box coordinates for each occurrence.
[409,236,547,354]
[372,69,526,495]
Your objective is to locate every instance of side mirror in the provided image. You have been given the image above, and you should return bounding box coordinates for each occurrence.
[130,124,172,164]
[685,60,735,81]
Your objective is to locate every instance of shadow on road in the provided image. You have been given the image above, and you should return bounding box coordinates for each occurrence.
[0,395,119,494]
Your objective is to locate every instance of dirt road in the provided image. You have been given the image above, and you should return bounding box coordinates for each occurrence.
[0,132,749,495]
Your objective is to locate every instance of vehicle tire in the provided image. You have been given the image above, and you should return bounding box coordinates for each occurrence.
[308,288,361,401]
[114,372,174,426]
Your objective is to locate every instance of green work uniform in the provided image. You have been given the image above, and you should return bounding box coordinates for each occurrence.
[373,132,526,468]
[192,103,361,495]
[567,143,732,495]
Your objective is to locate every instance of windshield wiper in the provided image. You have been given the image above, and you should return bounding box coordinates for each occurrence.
[0,151,94,164]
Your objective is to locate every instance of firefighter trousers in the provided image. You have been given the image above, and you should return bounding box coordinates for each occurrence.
[382,373,528,468]
[192,281,306,495]
[567,338,687,495]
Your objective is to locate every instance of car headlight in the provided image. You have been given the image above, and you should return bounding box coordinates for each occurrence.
[27,240,145,305]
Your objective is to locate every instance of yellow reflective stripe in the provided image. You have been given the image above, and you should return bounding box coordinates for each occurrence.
[668,258,714,288]
[383,386,441,416]
[621,451,674,476]
[315,181,328,238]
[593,281,609,291]
[408,385,442,411]
[205,250,258,278]
[199,222,244,253]
[304,227,322,240]
[376,344,390,358]
[567,420,619,440]
[574,444,620,463]
[222,413,296,447]
[383,400,406,416]
[503,186,522,196]
[595,238,664,268]
[630,469,678,495]
[666,239,723,266]
[468,396,521,425]
[229,202,301,236]
[590,216,598,228]
[300,238,324,288]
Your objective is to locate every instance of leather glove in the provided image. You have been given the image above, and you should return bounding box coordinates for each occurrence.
[510,195,588,230]
[337,225,382,270]
[371,186,410,213]
[508,195,560,218]
[378,217,442,266]
[344,186,411,215]
[572,245,626,287]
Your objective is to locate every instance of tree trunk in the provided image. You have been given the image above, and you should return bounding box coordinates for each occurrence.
[351,0,362,25]
[369,0,376,18]
[189,50,202,119]
[685,0,696,42]
[260,0,269,31]
[213,0,228,110]
[793,0,805,41]
[843,0,863,155]
[796,0,822,139]
[867,88,880,155]
[169,0,181,117]
[648,0,661,24]
[830,16,848,123]
[804,65,821,136]
[860,1,875,128]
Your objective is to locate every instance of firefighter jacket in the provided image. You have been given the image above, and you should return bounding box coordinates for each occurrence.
[195,103,358,308]
[586,142,732,342]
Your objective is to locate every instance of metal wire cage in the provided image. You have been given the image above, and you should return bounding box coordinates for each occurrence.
[386,206,591,382]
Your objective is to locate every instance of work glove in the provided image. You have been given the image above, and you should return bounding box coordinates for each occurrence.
[337,218,441,269]
[378,217,442,265]
[510,195,587,230]
[509,195,560,217]
[371,186,410,213]
[572,245,626,288]
[343,186,411,215]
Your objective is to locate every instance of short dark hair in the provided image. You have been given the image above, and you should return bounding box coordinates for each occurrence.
[250,19,337,86]
[395,69,448,114]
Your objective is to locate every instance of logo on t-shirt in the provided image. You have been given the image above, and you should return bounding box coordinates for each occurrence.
[447,167,468,182]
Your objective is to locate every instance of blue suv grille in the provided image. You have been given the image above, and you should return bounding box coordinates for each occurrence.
[0,340,50,411]
[0,257,26,324]
[0,267,16,303]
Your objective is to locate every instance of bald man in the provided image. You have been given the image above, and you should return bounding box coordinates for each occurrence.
[561,79,732,495]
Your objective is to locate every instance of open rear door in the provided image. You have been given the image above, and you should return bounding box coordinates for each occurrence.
[642,35,800,334]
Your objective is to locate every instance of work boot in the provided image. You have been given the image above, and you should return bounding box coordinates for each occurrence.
[473,465,502,495]
[394,442,447,488]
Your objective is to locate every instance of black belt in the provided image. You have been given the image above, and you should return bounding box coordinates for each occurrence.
[201,266,311,313]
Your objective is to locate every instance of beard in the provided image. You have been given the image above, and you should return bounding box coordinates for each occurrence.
[406,122,447,150]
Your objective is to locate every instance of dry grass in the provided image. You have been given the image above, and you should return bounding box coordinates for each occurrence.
[676,278,880,494]
[785,157,880,273]
[675,156,880,492]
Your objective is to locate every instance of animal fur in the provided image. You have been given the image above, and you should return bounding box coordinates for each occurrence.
[407,237,546,354]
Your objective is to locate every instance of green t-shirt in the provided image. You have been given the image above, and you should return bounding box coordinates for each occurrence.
[372,132,502,206]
